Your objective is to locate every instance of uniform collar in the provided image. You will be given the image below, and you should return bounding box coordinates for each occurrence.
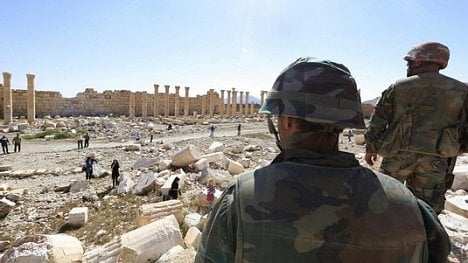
[271,149,360,168]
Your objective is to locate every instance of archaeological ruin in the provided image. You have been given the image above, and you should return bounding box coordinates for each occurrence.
[1,72,269,124]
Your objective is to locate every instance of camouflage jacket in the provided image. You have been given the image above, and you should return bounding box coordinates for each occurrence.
[365,72,468,157]
[195,149,450,263]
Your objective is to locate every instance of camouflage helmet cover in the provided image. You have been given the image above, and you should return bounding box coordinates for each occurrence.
[259,57,365,129]
[404,42,450,69]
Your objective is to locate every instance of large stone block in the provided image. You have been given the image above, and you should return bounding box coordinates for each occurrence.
[0,234,83,263]
[171,145,201,167]
[445,195,468,218]
[201,152,224,164]
[133,172,156,195]
[222,157,244,175]
[452,165,468,191]
[120,214,184,263]
[0,198,15,218]
[184,227,202,249]
[137,199,184,226]
[208,142,224,152]
[193,158,209,171]
[183,213,202,230]
[156,245,196,263]
[68,207,89,227]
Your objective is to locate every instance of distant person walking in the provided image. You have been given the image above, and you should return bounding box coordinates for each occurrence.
[237,124,242,136]
[345,129,353,142]
[135,131,141,141]
[111,159,120,188]
[150,130,154,143]
[76,134,84,149]
[0,135,10,154]
[84,155,97,180]
[210,125,216,137]
[12,133,21,152]
[84,133,90,148]
[169,177,181,200]
[167,124,173,131]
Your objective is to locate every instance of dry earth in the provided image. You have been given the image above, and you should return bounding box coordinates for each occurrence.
[0,116,466,262]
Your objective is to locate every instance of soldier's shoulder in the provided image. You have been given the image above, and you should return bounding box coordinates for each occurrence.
[374,170,417,196]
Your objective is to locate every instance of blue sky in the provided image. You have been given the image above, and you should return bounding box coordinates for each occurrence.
[1,0,467,101]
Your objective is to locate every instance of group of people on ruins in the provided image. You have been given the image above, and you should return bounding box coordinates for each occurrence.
[83,154,97,181]
[1,133,21,154]
[76,132,90,149]
[82,155,121,189]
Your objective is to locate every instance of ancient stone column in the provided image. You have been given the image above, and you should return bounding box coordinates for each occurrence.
[260,91,266,107]
[142,91,148,118]
[164,85,170,117]
[184,87,190,117]
[231,88,236,116]
[129,93,135,118]
[220,90,225,116]
[239,91,244,116]
[26,74,36,124]
[153,84,159,117]
[209,89,215,117]
[226,90,231,116]
[250,102,254,116]
[174,86,180,117]
[2,72,12,124]
[245,91,249,116]
[201,95,206,117]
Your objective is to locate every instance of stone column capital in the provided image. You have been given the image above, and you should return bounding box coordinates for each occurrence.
[26,73,35,79]
[154,84,159,88]
[2,72,12,78]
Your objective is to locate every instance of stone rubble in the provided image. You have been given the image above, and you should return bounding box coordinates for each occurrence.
[0,117,466,262]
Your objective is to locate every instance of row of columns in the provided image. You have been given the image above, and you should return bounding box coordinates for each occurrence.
[219,88,259,117]
[1,72,266,122]
[2,72,36,124]
[129,84,192,119]
[128,85,262,119]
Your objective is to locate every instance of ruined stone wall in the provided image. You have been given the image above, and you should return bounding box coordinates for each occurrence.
[0,87,234,118]
[0,88,132,117]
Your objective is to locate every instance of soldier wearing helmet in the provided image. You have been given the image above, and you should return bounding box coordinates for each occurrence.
[365,42,468,215]
[196,58,450,263]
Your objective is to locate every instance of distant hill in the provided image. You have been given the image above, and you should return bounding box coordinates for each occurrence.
[362,97,379,106]
[224,96,261,105]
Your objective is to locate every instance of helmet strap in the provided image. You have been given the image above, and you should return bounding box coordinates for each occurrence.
[267,116,283,151]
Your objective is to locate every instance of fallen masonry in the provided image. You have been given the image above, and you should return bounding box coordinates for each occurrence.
[0,117,467,262]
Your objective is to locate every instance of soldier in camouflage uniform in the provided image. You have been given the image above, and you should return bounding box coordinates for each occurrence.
[196,58,450,263]
[365,42,468,214]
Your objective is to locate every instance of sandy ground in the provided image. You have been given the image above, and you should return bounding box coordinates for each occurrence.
[0,119,466,262]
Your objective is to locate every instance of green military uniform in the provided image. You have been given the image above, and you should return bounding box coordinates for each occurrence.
[365,72,468,213]
[196,149,450,263]
[197,57,450,262]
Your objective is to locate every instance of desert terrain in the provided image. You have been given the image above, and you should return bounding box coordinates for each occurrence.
[0,116,466,262]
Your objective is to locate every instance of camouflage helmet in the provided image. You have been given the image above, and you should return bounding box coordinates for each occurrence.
[259,57,365,129]
[404,42,450,69]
